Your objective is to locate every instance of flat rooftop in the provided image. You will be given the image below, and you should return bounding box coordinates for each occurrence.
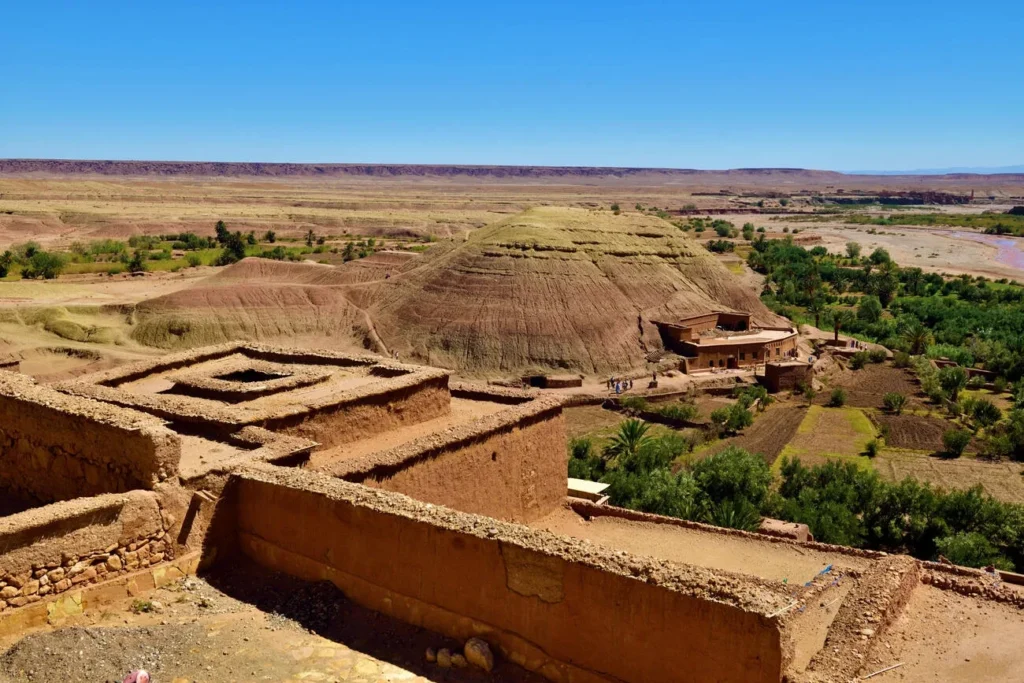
[687,328,796,347]
[532,504,872,585]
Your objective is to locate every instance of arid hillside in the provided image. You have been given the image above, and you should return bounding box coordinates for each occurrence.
[131,207,779,374]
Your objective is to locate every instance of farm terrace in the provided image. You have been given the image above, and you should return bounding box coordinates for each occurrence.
[0,342,1021,682]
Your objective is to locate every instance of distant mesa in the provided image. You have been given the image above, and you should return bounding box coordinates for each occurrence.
[131,206,783,374]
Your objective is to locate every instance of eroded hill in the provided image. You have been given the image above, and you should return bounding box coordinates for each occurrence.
[131,207,782,374]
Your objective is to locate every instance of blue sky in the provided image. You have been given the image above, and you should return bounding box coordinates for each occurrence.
[2,1,1021,170]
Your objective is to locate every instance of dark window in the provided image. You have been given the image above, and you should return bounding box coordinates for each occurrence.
[740,352,746,360]
[719,359,724,367]
[709,360,714,367]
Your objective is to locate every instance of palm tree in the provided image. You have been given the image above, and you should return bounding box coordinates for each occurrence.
[900,320,932,355]
[604,419,651,462]
[830,308,856,343]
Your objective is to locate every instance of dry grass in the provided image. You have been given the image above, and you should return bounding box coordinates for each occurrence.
[874,450,1024,504]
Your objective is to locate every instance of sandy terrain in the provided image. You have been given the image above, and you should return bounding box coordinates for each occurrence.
[861,585,1024,682]
[532,506,871,584]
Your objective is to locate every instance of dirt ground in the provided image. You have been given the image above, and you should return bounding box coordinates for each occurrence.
[872,413,960,453]
[860,585,1024,682]
[698,402,808,465]
[831,364,923,410]
[531,506,872,585]
[874,451,1024,503]
[0,563,544,683]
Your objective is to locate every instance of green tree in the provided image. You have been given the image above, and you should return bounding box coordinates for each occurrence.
[603,419,652,463]
[869,247,891,265]
[899,319,932,355]
[127,250,148,273]
[857,295,883,323]
[942,428,972,457]
[845,241,862,259]
[0,250,13,278]
[214,220,230,244]
[264,230,277,243]
[21,251,65,279]
[305,229,316,248]
[829,307,855,343]
[939,366,969,402]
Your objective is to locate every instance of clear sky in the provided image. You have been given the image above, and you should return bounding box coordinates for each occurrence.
[2,1,1021,170]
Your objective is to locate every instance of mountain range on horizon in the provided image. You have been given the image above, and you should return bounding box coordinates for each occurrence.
[849,164,1024,176]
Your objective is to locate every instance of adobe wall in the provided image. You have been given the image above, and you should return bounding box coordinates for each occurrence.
[224,466,789,683]
[329,398,566,523]
[0,373,180,505]
[0,491,173,613]
[264,375,451,450]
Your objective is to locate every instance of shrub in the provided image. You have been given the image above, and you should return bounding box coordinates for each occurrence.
[971,398,1003,428]
[850,351,870,370]
[939,366,969,402]
[942,428,972,458]
[828,388,847,407]
[967,375,986,390]
[868,349,887,364]
[993,377,1008,394]
[186,253,202,268]
[882,392,907,415]
[127,251,148,273]
[864,439,879,457]
[619,396,649,414]
[657,402,699,423]
[892,351,912,368]
[710,403,754,436]
[21,251,65,279]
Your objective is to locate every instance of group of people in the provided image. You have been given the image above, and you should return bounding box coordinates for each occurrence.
[606,377,634,394]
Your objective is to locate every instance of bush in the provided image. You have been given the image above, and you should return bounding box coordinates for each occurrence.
[710,404,754,435]
[864,439,879,457]
[939,366,969,401]
[828,388,847,407]
[850,351,870,370]
[186,253,202,268]
[942,428,972,458]
[971,398,1003,428]
[892,351,912,368]
[619,396,649,414]
[993,377,1008,394]
[656,402,699,423]
[967,375,986,390]
[868,349,887,364]
[21,251,65,279]
[127,251,147,273]
[883,392,907,415]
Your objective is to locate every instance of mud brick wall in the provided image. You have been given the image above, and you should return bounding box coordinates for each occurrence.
[227,467,787,683]
[263,376,452,450]
[0,491,173,614]
[332,400,566,523]
[0,373,180,505]
[0,374,180,505]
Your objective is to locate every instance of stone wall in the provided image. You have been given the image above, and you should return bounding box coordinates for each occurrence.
[0,373,180,505]
[223,466,788,683]
[0,491,173,614]
[328,398,566,523]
